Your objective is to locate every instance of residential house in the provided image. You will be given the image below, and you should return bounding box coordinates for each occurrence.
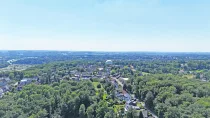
[127,100,137,106]
[17,78,32,91]
[71,77,80,81]
[116,90,131,102]
[124,104,140,112]
[1,85,9,92]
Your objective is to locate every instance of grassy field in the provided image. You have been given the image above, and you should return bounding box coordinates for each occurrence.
[92,82,107,97]
[183,74,194,79]
[195,70,204,73]
[114,105,124,113]
[142,72,150,75]
[0,64,33,72]
[103,93,108,100]
[137,102,144,109]
[93,82,100,90]
[93,82,100,95]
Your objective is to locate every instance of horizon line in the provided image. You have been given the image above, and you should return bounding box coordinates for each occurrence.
[1,49,210,53]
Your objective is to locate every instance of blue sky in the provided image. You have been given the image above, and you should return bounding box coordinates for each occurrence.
[0,0,210,52]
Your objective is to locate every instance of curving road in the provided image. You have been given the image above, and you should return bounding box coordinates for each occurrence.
[140,102,158,118]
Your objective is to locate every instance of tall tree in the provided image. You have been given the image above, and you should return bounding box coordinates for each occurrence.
[79,104,86,118]
[145,91,154,109]
[86,106,94,118]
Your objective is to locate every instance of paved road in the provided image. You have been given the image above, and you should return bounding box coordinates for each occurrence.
[112,77,123,87]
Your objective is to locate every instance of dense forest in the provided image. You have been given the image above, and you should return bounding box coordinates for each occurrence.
[132,74,210,118]
[0,80,119,118]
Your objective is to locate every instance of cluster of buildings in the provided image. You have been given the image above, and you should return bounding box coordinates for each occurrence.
[69,60,114,81]
[113,83,155,118]
[109,75,155,118]
[116,90,131,102]
[125,99,141,111]
[0,77,10,98]
[0,76,39,98]
[0,77,36,98]
[70,68,107,81]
